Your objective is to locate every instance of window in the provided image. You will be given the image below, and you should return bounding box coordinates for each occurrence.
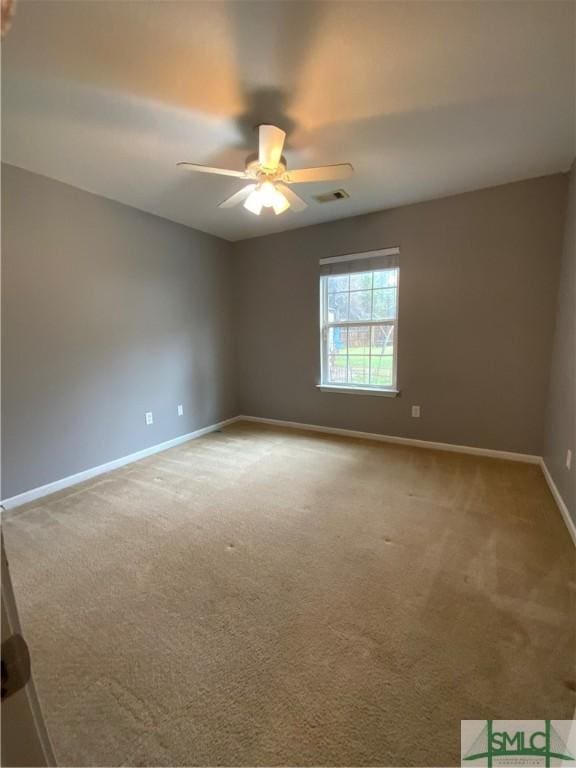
[319,249,400,394]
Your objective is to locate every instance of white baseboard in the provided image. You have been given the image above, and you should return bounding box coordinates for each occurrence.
[237,415,541,464]
[1,416,240,511]
[540,459,576,547]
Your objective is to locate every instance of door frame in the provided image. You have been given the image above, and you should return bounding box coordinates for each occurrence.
[2,533,56,766]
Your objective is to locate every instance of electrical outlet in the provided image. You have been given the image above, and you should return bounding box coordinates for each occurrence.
[177,404,184,416]
[567,449,572,470]
[411,405,421,418]
[145,412,153,426]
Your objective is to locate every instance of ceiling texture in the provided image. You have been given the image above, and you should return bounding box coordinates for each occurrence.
[2,1,575,241]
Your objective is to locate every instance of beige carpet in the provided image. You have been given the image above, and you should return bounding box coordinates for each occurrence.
[3,422,575,767]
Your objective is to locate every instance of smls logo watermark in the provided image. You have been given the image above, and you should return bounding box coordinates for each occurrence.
[461,720,576,767]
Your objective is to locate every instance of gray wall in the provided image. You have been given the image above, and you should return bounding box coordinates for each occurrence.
[2,164,236,499]
[2,165,571,500]
[544,162,575,523]
[233,174,568,455]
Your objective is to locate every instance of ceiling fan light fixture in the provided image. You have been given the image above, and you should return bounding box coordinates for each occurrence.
[272,189,290,215]
[243,190,263,216]
[243,181,290,216]
[260,180,290,215]
[258,180,277,208]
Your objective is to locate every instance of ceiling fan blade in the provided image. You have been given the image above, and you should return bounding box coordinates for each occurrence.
[283,163,353,184]
[218,184,257,209]
[276,183,307,212]
[177,162,247,179]
[258,125,286,171]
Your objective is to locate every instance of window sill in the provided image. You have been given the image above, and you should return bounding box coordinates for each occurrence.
[316,385,400,398]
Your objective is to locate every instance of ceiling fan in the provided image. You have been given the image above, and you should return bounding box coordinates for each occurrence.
[177,124,353,216]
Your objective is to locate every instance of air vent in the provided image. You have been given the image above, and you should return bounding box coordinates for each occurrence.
[313,189,350,203]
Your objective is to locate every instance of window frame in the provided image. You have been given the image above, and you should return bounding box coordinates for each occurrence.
[319,266,400,396]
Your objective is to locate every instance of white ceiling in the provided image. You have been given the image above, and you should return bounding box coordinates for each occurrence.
[2,1,575,242]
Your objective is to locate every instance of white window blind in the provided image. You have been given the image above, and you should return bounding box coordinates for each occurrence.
[319,248,400,393]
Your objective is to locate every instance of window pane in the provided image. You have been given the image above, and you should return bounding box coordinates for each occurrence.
[327,291,349,321]
[348,357,370,385]
[348,325,370,354]
[370,325,394,386]
[370,324,394,355]
[327,327,347,355]
[350,271,372,291]
[327,274,349,293]
[370,356,393,386]
[349,290,372,321]
[327,355,347,383]
[372,287,396,320]
[374,268,398,288]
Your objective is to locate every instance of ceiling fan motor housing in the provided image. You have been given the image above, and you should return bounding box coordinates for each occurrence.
[245,154,287,179]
